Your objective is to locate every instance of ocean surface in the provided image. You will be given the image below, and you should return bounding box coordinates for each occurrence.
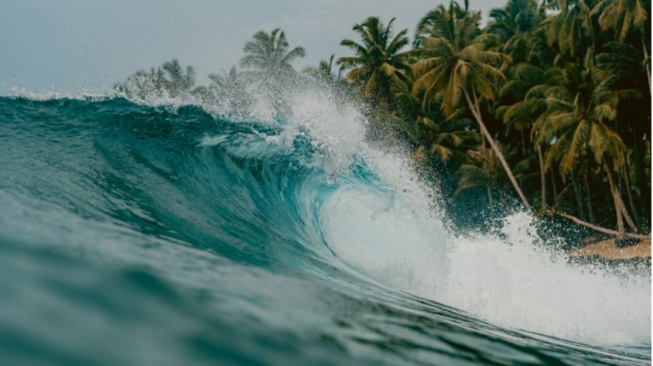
[0,92,650,365]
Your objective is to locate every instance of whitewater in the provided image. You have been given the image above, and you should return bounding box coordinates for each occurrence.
[0,87,649,365]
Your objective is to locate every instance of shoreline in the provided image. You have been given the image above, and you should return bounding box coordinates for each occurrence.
[567,237,652,260]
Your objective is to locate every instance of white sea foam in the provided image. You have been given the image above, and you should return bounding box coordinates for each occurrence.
[440,213,650,344]
[4,85,111,101]
[291,86,652,346]
[8,79,650,347]
[321,156,650,345]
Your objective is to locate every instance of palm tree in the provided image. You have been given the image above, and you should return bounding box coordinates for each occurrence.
[206,66,253,114]
[595,41,650,225]
[542,0,595,56]
[114,69,163,100]
[455,143,517,219]
[393,88,480,166]
[159,59,196,97]
[591,0,651,89]
[411,0,531,210]
[303,54,340,86]
[414,0,480,45]
[592,0,648,42]
[337,16,412,109]
[496,62,551,209]
[240,28,305,116]
[240,28,306,81]
[415,115,480,167]
[487,0,547,63]
[532,50,638,235]
[114,59,195,100]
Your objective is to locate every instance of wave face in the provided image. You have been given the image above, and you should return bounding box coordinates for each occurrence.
[0,94,649,365]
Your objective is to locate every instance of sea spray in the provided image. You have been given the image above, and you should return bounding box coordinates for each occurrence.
[0,91,649,365]
[442,212,650,345]
[284,88,651,346]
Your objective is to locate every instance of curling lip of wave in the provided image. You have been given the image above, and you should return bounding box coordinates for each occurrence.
[0,95,649,365]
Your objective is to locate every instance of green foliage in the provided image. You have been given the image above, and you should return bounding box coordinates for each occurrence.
[592,0,648,42]
[410,1,508,115]
[114,59,196,100]
[206,66,253,114]
[487,0,547,63]
[240,28,306,83]
[240,28,306,117]
[303,55,339,85]
[114,0,651,235]
[337,16,412,110]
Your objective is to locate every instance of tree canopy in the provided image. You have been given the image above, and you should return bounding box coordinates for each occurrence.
[114,0,651,239]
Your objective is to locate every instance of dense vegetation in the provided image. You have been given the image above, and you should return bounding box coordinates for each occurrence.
[115,0,651,242]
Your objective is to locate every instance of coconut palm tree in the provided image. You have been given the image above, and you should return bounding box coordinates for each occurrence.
[595,41,650,223]
[206,66,253,114]
[591,0,651,89]
[240,28,305,116]
[592,0,648,42]
[532,50,638,235]
[411,0,531,210]
[414,0,480,47]
[454,143,517,219]
[114,59,195,100]
[414,115,480,167]
[159,59,196,97]
[487,0,547,63]
[240,28,305,82]
[303,54,340,86]
[337,16,412,109]
[496,62,551,209]
[394,90,481,169]
[542,0,604,65]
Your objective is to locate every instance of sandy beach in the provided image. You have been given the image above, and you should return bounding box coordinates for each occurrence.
[568,237,652,260]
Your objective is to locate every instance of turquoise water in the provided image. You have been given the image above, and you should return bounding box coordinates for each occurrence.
[0,96,649,365]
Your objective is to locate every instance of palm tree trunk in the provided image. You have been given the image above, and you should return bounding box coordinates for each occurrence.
[632,133,649,223]
[538,145,546,209]
[571,170,585,220]
[551,168,559,206]
[621,161,640,227]
[642,37,651,93]
[583,171,595,223]
[551,210,649,240]
[619,199,638,232]
[464,90,531,211]
[616,167,638,231]
[605,164,625,237]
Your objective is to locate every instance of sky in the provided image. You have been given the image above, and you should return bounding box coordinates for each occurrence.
[0,0,502,94]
